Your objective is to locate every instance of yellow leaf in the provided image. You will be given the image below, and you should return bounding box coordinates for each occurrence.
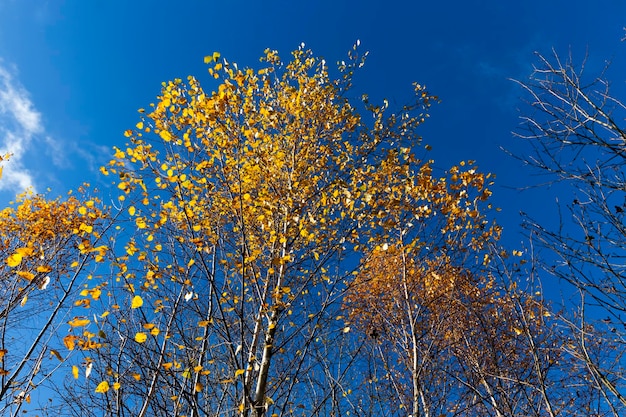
[68,317,90,328]
[135,217,147,229]
[132,373,141,381]
[17,271,35,281]
[16,247,34,256]
[131,295,143,309]
[150,327,160,336]
[159,130,173,142]
[195,382,203,392]
[113,382,121,390]
[128,206,136,216]
[79,223,93,234]
[135,121,144,130]
[234,369,245,377]
[6,253,23,267]
[20,295,27,306]
[203,55,213,64]
[95,381,110,393]
[72,365,79,379]
[63,335,78,350]
[513,327,523,336]
[134,332,147,343]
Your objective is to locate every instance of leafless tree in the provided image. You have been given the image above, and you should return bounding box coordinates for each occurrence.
[514,47,626,416]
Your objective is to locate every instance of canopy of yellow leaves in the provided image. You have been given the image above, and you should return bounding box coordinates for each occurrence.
[95,44,445,411]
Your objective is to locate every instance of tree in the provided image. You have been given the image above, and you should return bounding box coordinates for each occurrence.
[60,44,438,417]
[343,158,564,417]
[515,49,626,415]
[0,154,110,416]
[37,43,603,417]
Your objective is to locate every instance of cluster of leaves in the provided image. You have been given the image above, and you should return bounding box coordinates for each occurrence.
[342,156,560,416]
[4,44,605,417]
[63,44,448,417]
[0,177,109,415]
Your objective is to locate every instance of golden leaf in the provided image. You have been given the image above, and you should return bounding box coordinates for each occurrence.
[6,253,23,267]
[17,271,35,281]
[134,332,147,343]
[159,130,173,142]
[95,381,110,393]
[63,335,78,350]
[79,223,93,234]
[131,295,143,309]
[36,264,52,273]
[15,247,34,256]
[68,317,90,328]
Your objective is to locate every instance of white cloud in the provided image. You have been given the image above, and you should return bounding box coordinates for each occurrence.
[0,62,46,194]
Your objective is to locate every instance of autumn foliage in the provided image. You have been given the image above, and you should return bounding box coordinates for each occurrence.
[78,44,443,417]
[0,45,592,417]
[0,177,108,414]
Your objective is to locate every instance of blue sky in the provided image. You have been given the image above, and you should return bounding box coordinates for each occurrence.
[0,0,624,253]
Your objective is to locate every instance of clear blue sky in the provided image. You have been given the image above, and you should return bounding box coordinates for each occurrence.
[0,0,624,255]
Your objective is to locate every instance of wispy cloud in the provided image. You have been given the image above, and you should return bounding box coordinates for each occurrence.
[0,62,46,194]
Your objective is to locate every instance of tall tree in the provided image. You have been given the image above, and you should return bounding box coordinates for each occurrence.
[343,158,561,417]
[62,44,437,417]
[515,49,626,416]
[0,153,110,416]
